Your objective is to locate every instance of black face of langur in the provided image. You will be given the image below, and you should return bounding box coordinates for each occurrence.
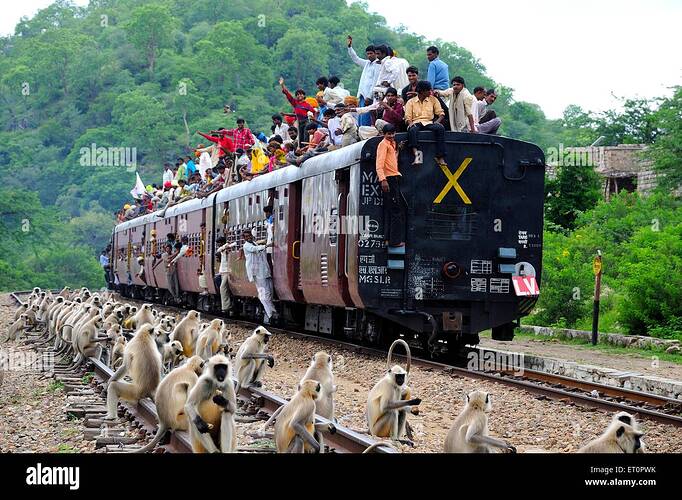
[394,372,405,387]
[214,363,228,382]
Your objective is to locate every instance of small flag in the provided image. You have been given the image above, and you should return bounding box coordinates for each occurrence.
[130,172,146,199]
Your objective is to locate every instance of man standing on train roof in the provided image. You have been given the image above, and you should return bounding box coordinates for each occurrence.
[229,118,256,151]
[375,123,407,248]
[242,229,279,326]
[271,114,289,141]
[196,128,235,158]
[184,155,197,177]
[435,76,476,133]
[279,77,316,145]
[404,80,447,166]
[347,36,379,126]
[426,46,449,91]
[162,163,174,185]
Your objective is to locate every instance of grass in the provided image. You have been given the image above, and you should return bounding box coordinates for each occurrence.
[47,380,64,392]
[56,443,77,454]
[81,372,94,384]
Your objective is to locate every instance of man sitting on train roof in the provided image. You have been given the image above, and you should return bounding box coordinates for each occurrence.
[404,80,447,166]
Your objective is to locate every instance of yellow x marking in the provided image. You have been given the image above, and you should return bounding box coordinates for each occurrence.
[434,157,472,204]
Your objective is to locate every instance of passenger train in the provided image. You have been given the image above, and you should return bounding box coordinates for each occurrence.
[111,131,545,356]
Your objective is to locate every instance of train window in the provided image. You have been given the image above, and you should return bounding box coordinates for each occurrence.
[279,206,284,221]
[284,187,288,197]
[256,195,260,204]
[249,197,252,206]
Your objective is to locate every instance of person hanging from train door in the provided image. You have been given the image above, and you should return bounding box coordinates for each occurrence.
[263,206,275,272]
[242,229,279,326]
[166,235,189,304]
[100,249,110,288]
[215,236,236,316]
[159,243,180,304]
[376,124,407,248]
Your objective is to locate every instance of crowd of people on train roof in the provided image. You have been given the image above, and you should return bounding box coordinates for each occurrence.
[115,38,502,224]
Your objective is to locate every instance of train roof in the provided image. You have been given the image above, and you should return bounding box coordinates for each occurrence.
[114,139,368,233]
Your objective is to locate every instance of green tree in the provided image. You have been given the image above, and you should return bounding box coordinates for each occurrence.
[124,3,177,77]
[646,86,682,189]
[545,162,601,230]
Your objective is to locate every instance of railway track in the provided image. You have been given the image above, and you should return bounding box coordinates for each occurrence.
[99,291,682,429]
[9,290,394,454]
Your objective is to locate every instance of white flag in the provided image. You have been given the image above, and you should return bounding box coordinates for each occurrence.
[130,172,146,199]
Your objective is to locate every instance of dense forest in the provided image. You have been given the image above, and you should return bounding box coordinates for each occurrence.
[0,0,679,337]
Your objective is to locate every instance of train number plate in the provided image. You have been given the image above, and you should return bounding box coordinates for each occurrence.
[512,276,540,297]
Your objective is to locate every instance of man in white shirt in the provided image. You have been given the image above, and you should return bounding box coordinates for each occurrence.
[435,76,476,133]
[373,45,400,98]
[162,163,174,185]
[215,236,235,314]
[242,230,278,325]
[271,114,289,141]
[323,76,350,107]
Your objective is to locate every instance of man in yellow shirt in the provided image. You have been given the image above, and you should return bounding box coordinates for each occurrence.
[375,124,406,247]
[404,80,447,167]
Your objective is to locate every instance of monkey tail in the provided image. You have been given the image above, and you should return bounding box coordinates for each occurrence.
[387,339,411,374]
[362,441,397,454]
[132,424,169,454]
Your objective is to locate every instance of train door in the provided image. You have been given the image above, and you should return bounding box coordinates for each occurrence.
[145,220,158,289]
[272,182,304,302]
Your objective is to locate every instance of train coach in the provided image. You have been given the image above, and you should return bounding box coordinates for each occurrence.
[111,131,545,356]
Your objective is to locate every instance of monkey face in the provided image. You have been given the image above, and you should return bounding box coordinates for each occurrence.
[394,372,405,386]
[214,363,228,382]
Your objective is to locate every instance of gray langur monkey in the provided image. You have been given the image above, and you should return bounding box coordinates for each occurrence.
[105,324,162,419]
[162,340,185,372]
[272,379,333,453]
[134,355,206,453]
[234,326,274,392]
[299,351,336,421]
[366,339,420,442]
[444,390,516,453]
[3,314,29,342]
[110,336,126,371]
[195,319,225,361]
[170,310,201,357]
[578,414,644,453]
[611,411,646,453]
[185,354,237,453]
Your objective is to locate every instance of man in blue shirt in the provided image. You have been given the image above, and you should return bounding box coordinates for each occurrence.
[100,250,110,287]
[426,46,449,90]
[185,156,197,176]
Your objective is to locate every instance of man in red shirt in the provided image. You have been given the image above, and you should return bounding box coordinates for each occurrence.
[279,77,315,144]
[228,118,255,151]
[196,129,235,157]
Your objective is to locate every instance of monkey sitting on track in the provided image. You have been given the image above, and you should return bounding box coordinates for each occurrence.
[170,310,201,357]
[3,314,29,342]
[234,326,274,392]
[195,318,225,361]
[366,339,421,444]
[270,379,336,453]
[300,351,336,421]
[185,353,237,453]
[611,411,645,453]
[578,412,644,453]
[444,390,516,453]
[105,323,162,420]
[161,340,185,372]
[134,355,206,453]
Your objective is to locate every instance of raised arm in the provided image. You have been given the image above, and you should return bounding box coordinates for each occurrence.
[348,45,368,67]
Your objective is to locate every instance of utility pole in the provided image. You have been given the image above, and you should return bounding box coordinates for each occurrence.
[591,250,602,345]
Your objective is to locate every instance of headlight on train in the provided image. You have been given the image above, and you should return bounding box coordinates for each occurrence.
[442,261,461,279]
